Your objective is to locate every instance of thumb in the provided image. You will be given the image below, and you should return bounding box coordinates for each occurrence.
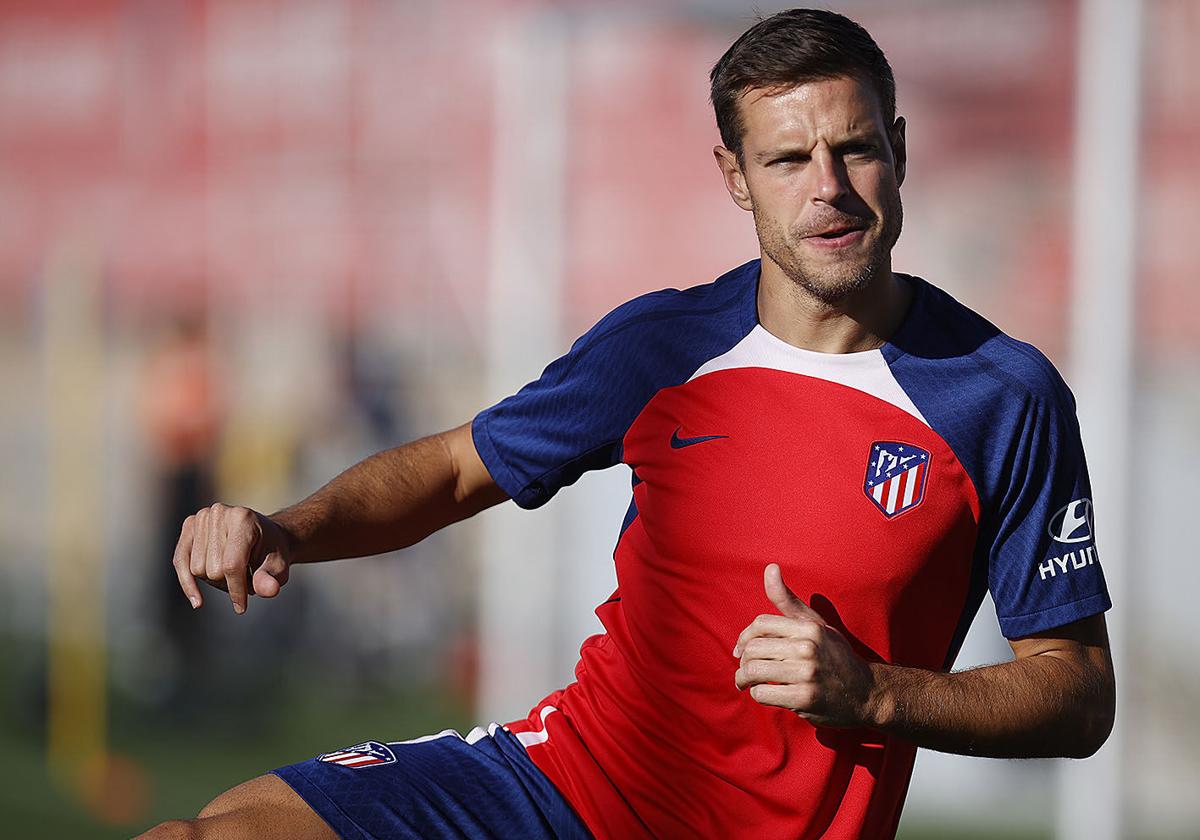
[763,563,821,622]
[252,551,290,598]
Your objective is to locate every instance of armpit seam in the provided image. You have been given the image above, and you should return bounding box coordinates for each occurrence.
[480,409,625,505]
[521,438,623,498]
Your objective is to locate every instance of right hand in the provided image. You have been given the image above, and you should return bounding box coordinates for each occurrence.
[172,503,293,614]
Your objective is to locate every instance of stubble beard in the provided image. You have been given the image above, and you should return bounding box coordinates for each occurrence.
[753,192,904,306]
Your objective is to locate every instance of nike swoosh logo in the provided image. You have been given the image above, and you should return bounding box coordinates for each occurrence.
[670,426,729,449]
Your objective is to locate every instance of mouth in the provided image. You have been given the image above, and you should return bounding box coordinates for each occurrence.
[804,225,867,249]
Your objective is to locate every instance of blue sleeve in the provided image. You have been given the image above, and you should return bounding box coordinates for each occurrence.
[470,294,666,510]
[988,382,1112,638]
[470,265,757,510]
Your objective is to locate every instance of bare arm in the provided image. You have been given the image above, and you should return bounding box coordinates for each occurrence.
[172,421,509,613]
[734,564,1115,759]
[864,613,1115,758]
[273,422,508,565]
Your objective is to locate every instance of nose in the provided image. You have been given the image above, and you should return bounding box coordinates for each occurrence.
[811,148,849,204]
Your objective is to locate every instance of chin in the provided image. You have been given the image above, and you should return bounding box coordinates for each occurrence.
[799,275,872,305]
[755,212,897,306]
[784,258,878,305]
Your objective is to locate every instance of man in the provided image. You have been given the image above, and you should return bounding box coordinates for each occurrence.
[142,9,1114,840]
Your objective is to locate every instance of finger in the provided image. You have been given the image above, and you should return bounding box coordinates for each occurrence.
[201,575,229,593]
[734,659,809,691]
[252,551,289,598]
[734,613,821,657]
[741,636,815,663]
[205,505,226,581]
[748,682,813,711]
[222,519,256,615]
[224,566,249,614]
[764,563,823,623]
[172,517,202,608]
[190,507,209,577]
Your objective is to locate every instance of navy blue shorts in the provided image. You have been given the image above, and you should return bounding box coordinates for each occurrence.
[272,723,593,839]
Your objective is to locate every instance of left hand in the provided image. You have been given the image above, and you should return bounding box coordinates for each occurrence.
[733,563,881,729]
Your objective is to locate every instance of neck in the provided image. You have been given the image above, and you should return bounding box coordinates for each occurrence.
[756,258,912,354]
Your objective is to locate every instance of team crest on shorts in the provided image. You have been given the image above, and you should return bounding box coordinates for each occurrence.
[864,441,930,518]
[318,740,396,769]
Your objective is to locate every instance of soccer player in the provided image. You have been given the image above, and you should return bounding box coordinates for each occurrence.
[141,9,1114,839]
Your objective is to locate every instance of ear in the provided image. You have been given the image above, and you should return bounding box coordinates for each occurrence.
[889,116,907,188]
[713,146,754,212]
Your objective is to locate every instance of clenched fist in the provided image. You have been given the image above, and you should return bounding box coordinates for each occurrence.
[734,563,882,729]
[172,503,294,614]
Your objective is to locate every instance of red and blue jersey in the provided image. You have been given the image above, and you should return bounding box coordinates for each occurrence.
[472,259,1111,840]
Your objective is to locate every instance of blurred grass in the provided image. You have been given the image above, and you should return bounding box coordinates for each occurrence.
[2,636,474,838]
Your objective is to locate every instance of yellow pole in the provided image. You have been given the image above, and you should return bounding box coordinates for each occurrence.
[44,239,108,796]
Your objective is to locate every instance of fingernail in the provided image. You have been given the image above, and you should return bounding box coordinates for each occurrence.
[733,645,740,657]
[234,604,245,615]
[189,596,200,609]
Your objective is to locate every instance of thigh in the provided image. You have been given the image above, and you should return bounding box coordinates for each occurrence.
[136,774,337,840]
[198,773,338,838]
[273,726,592,840]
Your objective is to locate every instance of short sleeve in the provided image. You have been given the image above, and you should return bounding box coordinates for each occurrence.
[987,384,1112,638]
[471,297,667,510]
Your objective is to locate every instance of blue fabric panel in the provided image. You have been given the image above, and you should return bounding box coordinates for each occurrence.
[619,495,639,538]
[472,260,758,509]
[884,277,1112,642]
[273,727,593,840]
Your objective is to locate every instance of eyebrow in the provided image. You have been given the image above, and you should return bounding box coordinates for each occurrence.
[753,131,885,164]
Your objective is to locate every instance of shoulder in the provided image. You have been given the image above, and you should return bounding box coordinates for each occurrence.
[892,275,1076,415]
[569,259,758,357]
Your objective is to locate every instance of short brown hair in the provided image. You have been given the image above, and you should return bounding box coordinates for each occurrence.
[709,9,896,162]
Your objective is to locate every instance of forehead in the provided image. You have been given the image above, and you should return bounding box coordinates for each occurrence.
[737,76,887,153]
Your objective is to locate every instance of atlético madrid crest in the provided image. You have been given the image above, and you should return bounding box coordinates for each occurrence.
[318,741,396,769]
[864,441,930,518]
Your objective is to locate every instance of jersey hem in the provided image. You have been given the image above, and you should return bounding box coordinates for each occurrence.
[997,591,1112,638]
[471,412,540,508]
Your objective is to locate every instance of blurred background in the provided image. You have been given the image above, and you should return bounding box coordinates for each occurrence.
[0,0,1195,837]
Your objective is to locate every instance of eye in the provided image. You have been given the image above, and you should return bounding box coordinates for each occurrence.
[769,154,809,167]
[844,144,879,158]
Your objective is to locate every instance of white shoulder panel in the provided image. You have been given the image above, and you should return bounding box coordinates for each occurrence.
[688,325,928,425]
